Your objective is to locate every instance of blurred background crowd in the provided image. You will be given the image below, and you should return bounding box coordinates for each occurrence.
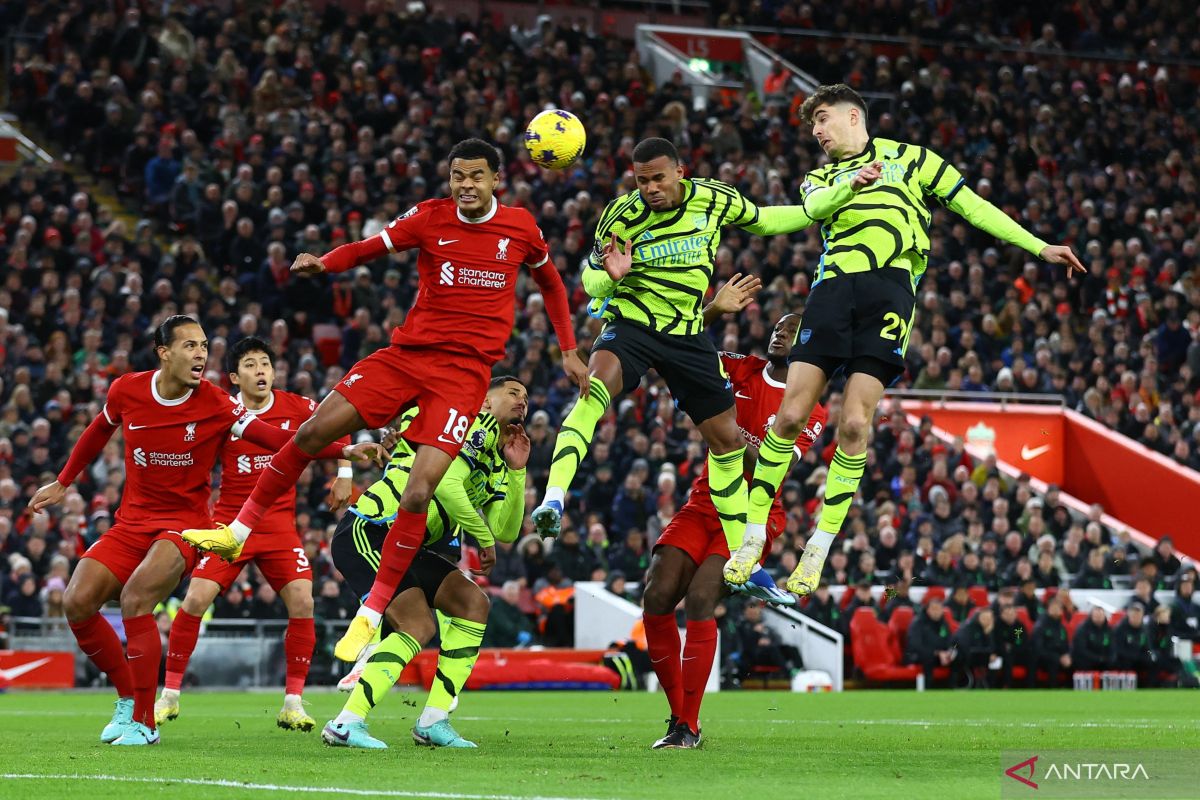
[1,0,1197,683]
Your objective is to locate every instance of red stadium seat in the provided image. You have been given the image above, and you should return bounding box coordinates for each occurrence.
[1042,586,1059,604]
[968,586,989,608]
[1066,611,1088,640]
[849,607,922,683]
[1015,607,1034,633]
[888,606,915,658]
[1110,610,1125,627]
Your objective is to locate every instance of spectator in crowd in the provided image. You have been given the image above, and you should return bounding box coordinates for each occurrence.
[1071,606,1115,672]
[953,605,999,688]
[800,582,841,631]
[483,581,535,648]
[880,579,914,622]
[996,602,1034,688]
[1169,571,1200,639]
[904,596,954,687]
[1112,603,1158,686]
[1150,605,1190,688]
[213,584,254,620]
[1032,597,1072,687]
[1128,576,1160,615]
[945,583,976,623]
[736,600,792,678]
[1072,547,1113,589]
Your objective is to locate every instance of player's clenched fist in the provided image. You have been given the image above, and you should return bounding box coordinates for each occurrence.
[30,480,66,513]
[291,252,326,275]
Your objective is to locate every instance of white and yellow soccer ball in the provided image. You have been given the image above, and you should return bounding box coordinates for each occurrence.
[523,109,586,170]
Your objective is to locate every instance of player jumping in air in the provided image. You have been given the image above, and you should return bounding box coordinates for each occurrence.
[184,139,586,664]
[644,278,827,749]
[29,316,383,746]
[532,137,878,565]
[724,84,1085,593]
[154,336,354,732]
[323,376,529,749]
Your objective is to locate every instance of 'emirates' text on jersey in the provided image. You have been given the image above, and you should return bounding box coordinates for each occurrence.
[588,178,763,336]
[800,136,965,288]
[380,197,550,362]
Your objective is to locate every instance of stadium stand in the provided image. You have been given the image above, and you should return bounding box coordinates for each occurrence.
[1,1,1197,687]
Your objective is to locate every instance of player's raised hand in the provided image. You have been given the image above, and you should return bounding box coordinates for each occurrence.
[291,252,326,275]
[562,348,590,399]
[602,233,633,282]
[29,480,66,514]
[712,273,763,315]
[328,474,353,513]
[502,424,531,470]
[473,545,496,577]
[1039,244,1087,277]
[342,441,387,468]
[851,161,883,191]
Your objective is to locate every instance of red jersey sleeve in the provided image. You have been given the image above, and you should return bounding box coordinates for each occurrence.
[101,375,128,425]
[379,201,434,253]
[522,213,550,268]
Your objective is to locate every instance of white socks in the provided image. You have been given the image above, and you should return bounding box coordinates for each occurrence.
[334,709,364,726]
[807,529,836,553]
[356,607,383,628]
[418,707,449,728]
[543,487,565,507]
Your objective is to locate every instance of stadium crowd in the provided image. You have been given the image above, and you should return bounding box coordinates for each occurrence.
[1,1,1198,684]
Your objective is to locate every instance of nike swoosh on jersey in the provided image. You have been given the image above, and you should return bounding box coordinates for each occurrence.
[1021,444,1051,460]
[438,238,459,245]
[128,424,148,430]
[735,392,752,399]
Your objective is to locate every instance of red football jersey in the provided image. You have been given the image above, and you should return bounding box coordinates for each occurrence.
[691,353,828,496]
[212,389,316,532]
[102,371,245,530]
[379,197,550,362]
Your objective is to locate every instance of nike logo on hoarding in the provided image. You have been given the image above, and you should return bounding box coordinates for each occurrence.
[1020,444,1051,460]
[0,657,52,681]
[438,238,459,245]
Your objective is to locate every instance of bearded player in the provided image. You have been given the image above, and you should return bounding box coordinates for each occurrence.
[644,279,827,749]
[154,336,354,731]
[184,138,586,664]
[29,316,383,746]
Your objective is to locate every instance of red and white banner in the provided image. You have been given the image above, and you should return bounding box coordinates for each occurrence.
[901,401,1199,559]
[0,651,75,689]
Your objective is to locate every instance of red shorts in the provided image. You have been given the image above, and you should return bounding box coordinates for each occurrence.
[191,526,311,592]
[82,520,202,584]
[334,345,491,456]
[655,494,786,566]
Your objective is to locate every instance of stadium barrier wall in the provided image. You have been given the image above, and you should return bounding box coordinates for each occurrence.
[762,606,844,691]
[574,581,719,692]
[901,401,1197,560]
[827,586,1179,611]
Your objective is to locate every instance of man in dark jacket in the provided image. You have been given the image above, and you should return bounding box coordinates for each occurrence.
[945,582,976,623]
[1032,596,1072,687]
[1113,602,1157,687]
[801,582,841,631]
[905,597,954,686]
[1169,571,1199,639]
[996,602,1034,688]
[953,606,998,688]
[483,580,535,647]
[842,580,877,626]
[549,528,596,583]
[1070,606,1114,671]
[1071,547,1112,590]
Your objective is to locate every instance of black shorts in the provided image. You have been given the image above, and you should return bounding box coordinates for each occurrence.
[331,512,460,607]
[789,268,916,385]
[593,319,734,425]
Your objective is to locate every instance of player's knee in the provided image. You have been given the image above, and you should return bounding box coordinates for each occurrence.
[837,414,870,448]
[63,583,101,623]
[775,400,807,437]
[283,590,314,619]
[180,592,211,617]
[118,582,155,616]
[399,483,434,511]
[461,588,490,623]
[641,579,677,617]
[684,587,720,621]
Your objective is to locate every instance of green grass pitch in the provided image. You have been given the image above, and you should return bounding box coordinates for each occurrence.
[1,689,1196,799]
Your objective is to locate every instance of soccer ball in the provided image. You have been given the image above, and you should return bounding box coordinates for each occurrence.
[523,109,586,170]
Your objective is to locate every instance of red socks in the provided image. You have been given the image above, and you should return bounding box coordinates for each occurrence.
[69,613,134,698]
[363,508,427,614]
[643,612,683,719]
[164,610,202,691]
[237,440,312,530]
[123,614,161,729]
[284,617,316,695]
[679,618,717,732]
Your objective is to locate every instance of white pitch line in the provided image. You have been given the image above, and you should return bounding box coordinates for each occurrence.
[0,774,618,800]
